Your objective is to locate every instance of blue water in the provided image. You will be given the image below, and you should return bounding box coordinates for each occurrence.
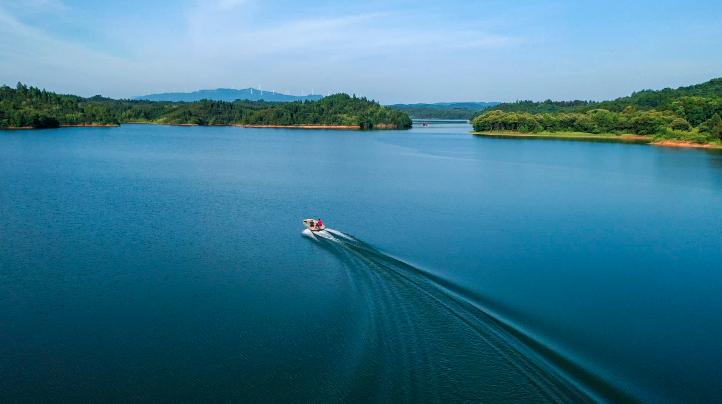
[2,123,722,401]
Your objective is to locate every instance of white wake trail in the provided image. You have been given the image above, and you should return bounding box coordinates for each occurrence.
[302,228,339,241]
[325,228,354,240]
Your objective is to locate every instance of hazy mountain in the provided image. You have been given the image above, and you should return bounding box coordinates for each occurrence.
[134,88,323,102]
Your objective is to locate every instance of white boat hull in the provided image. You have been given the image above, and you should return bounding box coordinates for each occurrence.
[302,218,326,232]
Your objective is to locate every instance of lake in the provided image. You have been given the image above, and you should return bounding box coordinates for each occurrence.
[2,123,722,402]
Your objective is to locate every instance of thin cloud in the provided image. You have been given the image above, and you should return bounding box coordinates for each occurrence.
[181,10,517,59]
[0,1,522,99]
[0,5,150,95]
[215,0,250,10]
[0,0,68,13]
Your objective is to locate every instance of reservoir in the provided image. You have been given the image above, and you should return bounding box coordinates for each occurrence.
[2,123,722,401]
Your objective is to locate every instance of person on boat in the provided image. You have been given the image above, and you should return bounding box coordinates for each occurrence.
[316,218,324,228]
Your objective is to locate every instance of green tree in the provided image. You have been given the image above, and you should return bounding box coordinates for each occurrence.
[0,84,411,130]
[669,117,691,131]
[700,113,722,140]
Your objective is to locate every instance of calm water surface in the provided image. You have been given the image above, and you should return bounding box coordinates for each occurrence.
[2,123,722,401]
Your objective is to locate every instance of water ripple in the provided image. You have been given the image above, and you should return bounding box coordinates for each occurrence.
[305,228,632,402]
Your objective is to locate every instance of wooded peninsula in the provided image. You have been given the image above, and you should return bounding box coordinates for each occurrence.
[0,84,412,130]
[472,78,722,147]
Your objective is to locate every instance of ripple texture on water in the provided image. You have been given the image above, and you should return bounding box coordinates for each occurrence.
[305,228,629,402]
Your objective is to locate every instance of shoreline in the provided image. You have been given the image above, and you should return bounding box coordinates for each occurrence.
[3,122,403,130]
[473,131,722,150]
[235,124,361,129]
[1,123,120,130]
[61,123,120,128]
[651,140,721,149]
[473,131,650,143]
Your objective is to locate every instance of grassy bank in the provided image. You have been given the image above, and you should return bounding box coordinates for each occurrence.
[473,130,722,149]
[473,131,651,143]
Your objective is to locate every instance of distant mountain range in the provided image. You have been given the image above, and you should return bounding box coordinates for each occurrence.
[387,102,500,120]
[134,88,323,103]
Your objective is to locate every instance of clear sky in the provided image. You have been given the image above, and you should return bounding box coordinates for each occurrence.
[1,0,721,103]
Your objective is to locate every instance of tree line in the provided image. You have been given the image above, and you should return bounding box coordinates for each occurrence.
[0,84,412,130]
[389,102,499,120]
[472,78,722,143]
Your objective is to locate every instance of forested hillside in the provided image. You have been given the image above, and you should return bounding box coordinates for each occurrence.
[389,102,498,120]
[0,84,411,130]
[472,78,722,144]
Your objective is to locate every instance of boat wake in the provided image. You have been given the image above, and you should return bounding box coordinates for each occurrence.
[304,228,629,402]
[302,228,340,241]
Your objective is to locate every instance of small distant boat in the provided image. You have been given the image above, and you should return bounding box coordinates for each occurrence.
[303,218,326,232]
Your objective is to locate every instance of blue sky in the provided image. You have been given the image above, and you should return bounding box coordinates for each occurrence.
[1,0,721,103]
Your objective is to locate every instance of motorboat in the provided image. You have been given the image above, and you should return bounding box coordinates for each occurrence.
[303,218,326,232]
